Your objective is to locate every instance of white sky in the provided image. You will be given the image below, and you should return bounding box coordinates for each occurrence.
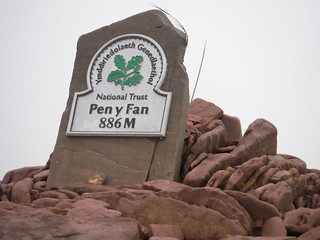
[1,0,319,179]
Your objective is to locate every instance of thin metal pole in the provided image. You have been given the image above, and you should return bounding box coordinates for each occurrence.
[191,40,207,102]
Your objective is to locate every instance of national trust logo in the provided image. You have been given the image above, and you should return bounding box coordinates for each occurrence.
[106,55,144,90]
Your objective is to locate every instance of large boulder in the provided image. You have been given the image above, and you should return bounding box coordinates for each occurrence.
[0,201,34,214]
[260,181,295,212]
[220,114,242,143]
[298,226,320,240]
[155,186,253,234]
[33,169,50,182]
[2,166,43,184]
[183,153,240,187]
[114,195,249,240]
[11,178,34,204]
[268,155,307,174]
[225,190,280,221]
[183,124,228,175]
[230,118,277,163]
[0,209,140,240]
[188,98,223,133]
[67,205,122,220]
[261,216,287,236]
[66,198,122,220]
[283,208,320,234]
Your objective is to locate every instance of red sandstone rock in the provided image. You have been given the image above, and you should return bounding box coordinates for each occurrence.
[33,181,47,189]
[148,224,183,239]
[0,184,6,196]
[230,118,277,163]
[33,169,50,182]
[33,190,70,200]
[11,178,34,204]
[261,216,287,236]
[206,167,235,188]
[0,209,140,240]
[270,170,291,183]
[0,208,15,217]
[266,155,307,175]
[222,237,296,240]
[183,125,228,175]
[258,167,281,186]
[0,201,34,216]
[0,194,9,201]
[283,208,320,234]
[260,181,295,212]
[149,237,180,240]
[225,190,280,221]
[183,153,240,187]
[224,155,269,190]
[58,189,80,199]
[54,200,74,209]
[190,152,209,170]
[114,195,249,240]
[220,114,242,143]
[72,198,110,209]
[156,186,253,234]
[142,179,189,192]
[2,166,43,184]
[297,226,320,240]
[188,98,223,133]
[67,205,122,219]
[30,197,67,208]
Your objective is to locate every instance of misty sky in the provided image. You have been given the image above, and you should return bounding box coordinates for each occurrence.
[1,0,319,179]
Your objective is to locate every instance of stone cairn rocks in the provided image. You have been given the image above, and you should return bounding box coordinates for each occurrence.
[1,98,320,240]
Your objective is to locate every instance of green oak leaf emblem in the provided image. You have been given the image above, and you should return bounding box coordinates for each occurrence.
[107,55,144,90]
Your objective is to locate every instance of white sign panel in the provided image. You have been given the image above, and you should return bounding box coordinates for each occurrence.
[67,34,171,137]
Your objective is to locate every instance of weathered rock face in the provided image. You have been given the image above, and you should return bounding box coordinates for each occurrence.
[183,153,240,187]
[297,226,320,240]
[0,209,140,240]
[188,98,224,133]
[148,224,184,240]
[1,98,320,239]
[283,208,320,234]
[2,166,44,184]
[11,178,34,204]
[225,190,280,221]
[115,195,248,239]
[46,9,189,188]
[230,118,278,163]
[261,216,287,236]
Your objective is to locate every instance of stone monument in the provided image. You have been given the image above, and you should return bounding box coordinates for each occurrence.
[47,10,189,187]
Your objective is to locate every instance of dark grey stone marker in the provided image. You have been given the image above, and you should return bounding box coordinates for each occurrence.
[46,10,189,187]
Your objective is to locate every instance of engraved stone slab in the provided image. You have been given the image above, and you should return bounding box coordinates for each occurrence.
[46,10,189,187]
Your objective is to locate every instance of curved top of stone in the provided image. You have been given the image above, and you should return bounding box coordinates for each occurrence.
[108,10,188,43]
[77,9,188,63]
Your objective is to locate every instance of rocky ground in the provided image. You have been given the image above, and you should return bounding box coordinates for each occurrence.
[1,98,320,240]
